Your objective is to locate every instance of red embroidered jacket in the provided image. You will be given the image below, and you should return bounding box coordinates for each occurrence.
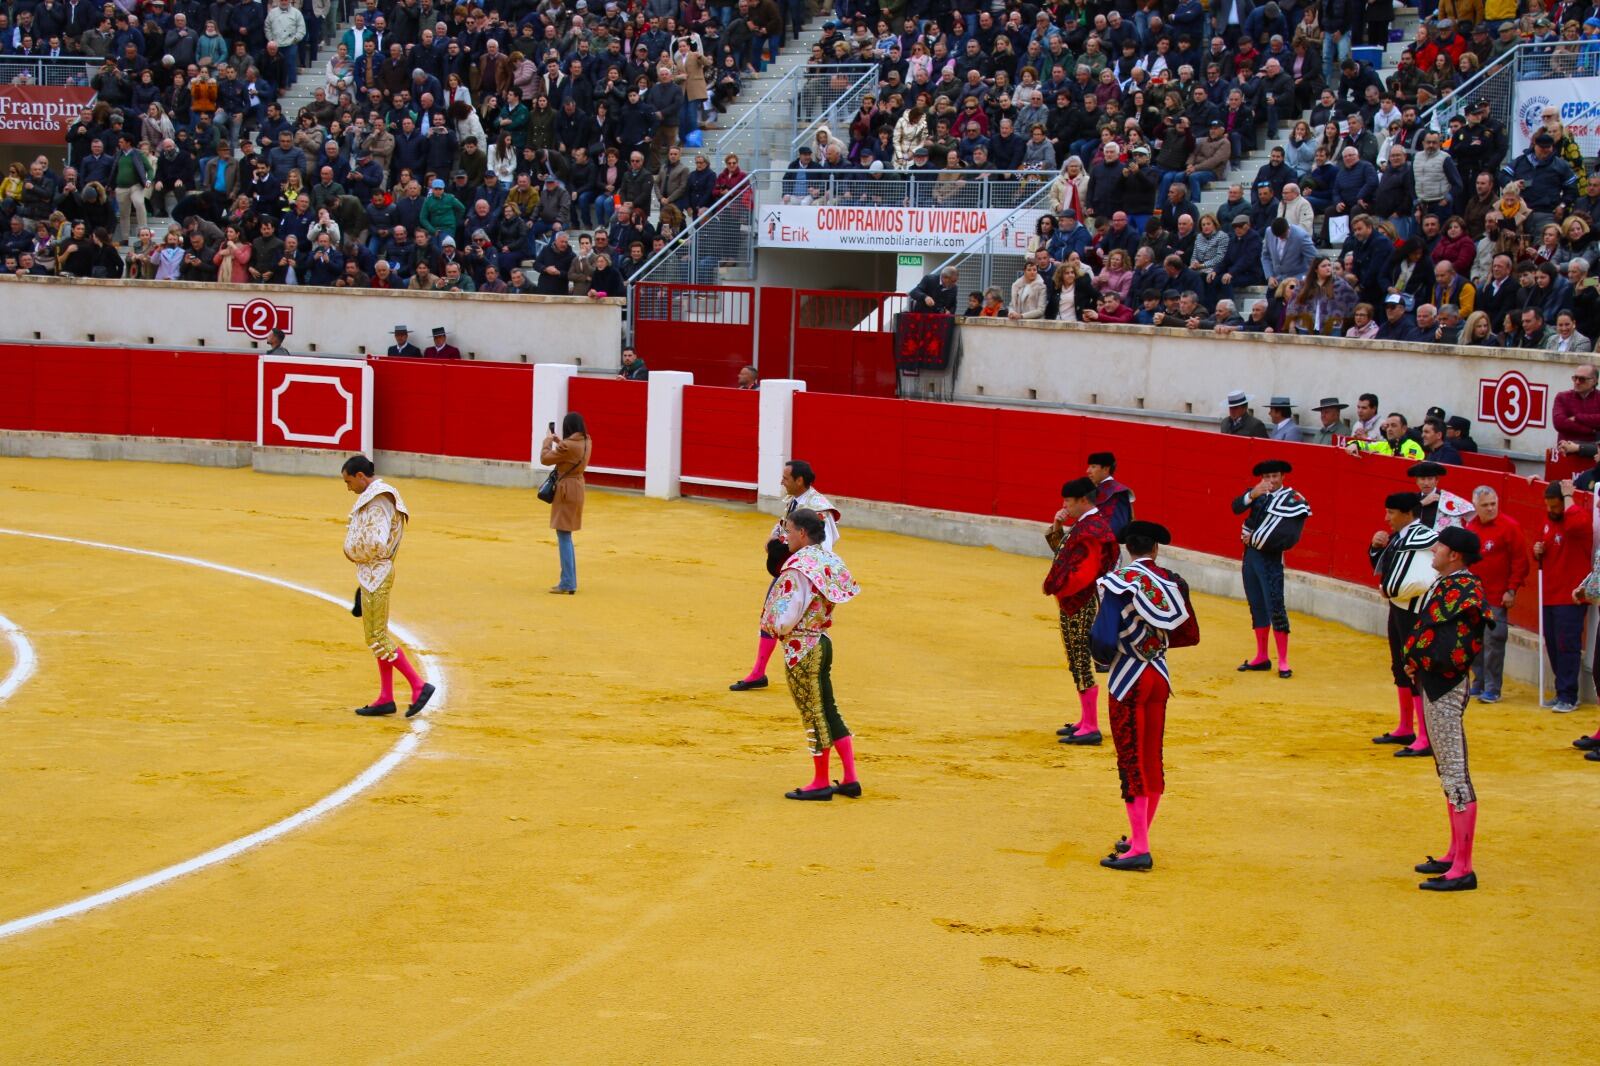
[1044,511,1119,614]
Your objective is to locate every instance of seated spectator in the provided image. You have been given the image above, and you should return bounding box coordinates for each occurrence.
[1548,309,1593,353]
[1459,310,1502,348]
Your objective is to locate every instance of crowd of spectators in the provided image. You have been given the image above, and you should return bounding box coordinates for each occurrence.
[835,2,1600,353]
[7,0,1600,340]
[0,0,787,293]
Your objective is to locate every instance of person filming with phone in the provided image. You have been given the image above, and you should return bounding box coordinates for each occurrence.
[539,413,591,594]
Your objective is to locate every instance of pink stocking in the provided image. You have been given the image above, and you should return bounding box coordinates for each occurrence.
[1447,802,1477,877]
[1395,686,1415,734]
[1273,630,1289,671]
[1409,693,1430,750]
[1076,686,1100,732]
[806,750,830,790]
[1124,796,1150,856]
[745,635,778,682]
[833,736,858,784]
[391,649,424,702]
[376,657,394,705]
[1248,627,1269,666]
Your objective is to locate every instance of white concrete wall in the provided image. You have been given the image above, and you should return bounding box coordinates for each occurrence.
[0,274,623,367]
[956,319,1587,457]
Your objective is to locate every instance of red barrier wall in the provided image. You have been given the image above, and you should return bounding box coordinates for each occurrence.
[369,357,533,462]
[681,385,758,500]
[568,376,647,484]
[793,393,1551,631]
[0,343,255,441]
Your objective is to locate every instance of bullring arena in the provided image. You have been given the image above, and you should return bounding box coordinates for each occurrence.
[0,451,1593,1063]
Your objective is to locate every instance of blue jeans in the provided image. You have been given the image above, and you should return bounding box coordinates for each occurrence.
[1154,168,1187,208]
[1322,30,1350,86]
[556,529,577,591]
[1543,603,1586,704]
[1186,169,1218,200]
[680,96,699,136]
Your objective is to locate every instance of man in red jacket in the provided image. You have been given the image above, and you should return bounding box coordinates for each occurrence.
[1465,485,1531,704]
[1046,477,1121,746]
[1535,479,1593,713]
[1553,364,1600,444]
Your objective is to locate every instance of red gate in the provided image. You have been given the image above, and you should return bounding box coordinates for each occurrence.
[786,289,900,397]
[632,282,755,389]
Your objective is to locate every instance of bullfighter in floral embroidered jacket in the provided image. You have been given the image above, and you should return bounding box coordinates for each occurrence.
[1402,525,1490,893]
[760,508,862,803]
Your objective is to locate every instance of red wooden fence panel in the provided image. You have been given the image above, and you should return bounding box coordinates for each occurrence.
[794,392,1552,631]
[681,385,758,499]
[568,375,647,477]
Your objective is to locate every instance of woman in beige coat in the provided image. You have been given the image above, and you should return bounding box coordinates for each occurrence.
[539,412,591,593]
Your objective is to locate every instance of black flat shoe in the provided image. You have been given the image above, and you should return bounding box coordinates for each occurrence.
[406,682,436,718]
[1587,749,1600,762]
[355,701,397,717]
[1100,851,1153,871]
[1278,668,1293,679]
[1414,856,1452,874]
[1395,746,1434,758]
[831,779,862,798]
[1576,735,1600,750]
[729,677,768,691]
[1373,732,1417,745]
[1056,723,1078,736]
[1237,660,1271,672]
[1112,835,1130,854]
[784,785,833,801]
[1060,729,1102,745]
[1419,870,1477,891]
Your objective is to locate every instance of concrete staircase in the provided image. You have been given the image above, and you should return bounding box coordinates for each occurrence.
[1192,12,1423,306]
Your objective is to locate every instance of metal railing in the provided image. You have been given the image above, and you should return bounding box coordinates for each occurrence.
[708,62,877,172]
[791,65,879,167]
[930,177,1059,306]
[0,55,98,86]
[1423,42,1600,158]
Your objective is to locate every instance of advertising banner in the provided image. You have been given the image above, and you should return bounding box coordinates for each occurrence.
[1512,78,1600,155]
[757,204,1044,254]
[0,86,96,144]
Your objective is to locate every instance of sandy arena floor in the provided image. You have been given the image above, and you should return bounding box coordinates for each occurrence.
[0,458,1592,1063]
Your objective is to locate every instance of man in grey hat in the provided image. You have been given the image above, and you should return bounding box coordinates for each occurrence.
[1266,396,1302,442]
[1311,397,1351,445]
[1221,390,1269,437]
[386,325,422,358]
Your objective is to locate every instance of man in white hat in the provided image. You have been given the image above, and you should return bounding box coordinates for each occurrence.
[1220,390,1268,437]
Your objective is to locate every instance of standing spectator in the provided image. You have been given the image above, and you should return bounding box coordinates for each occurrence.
[1464,486,1529,704]
[618,346,649,380]
[1008,260,1048,320]
[1262,218,1317,290]
[1553,363,1600,443]
[906,267,960,312]
[424,327,461,359]
[1221,390,1270,437]
[385,325,422,357]
[1267,397,1303,441]
[539,412,591,595]
[534,231,574,294]
[111,134,148,245]
[1311,398,1352,444]
[1535,480,1593,713]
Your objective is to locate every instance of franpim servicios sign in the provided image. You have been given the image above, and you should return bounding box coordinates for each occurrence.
[0,87,96,145]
